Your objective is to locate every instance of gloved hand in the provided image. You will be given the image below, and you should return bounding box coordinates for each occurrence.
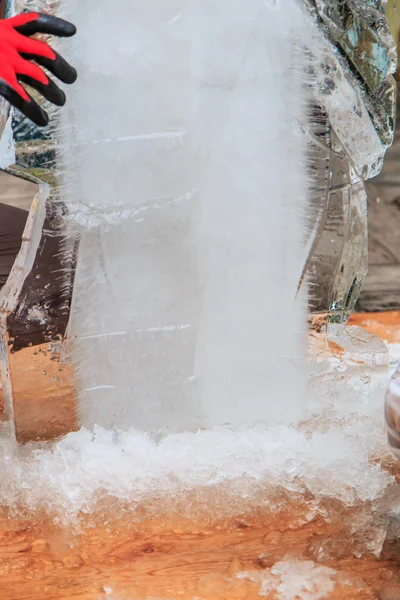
[0,12,77,127]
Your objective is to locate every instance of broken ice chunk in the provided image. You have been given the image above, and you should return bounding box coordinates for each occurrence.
[237,560,336,599]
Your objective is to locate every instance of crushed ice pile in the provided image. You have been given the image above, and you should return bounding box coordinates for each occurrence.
[0,417,393,522]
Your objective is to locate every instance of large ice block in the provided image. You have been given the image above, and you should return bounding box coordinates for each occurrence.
[58,0,309,431]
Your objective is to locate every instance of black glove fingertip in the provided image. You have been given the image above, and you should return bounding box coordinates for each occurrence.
[21,52,78,85]
[0,79,49,127]
[16,13,77,38]
[36,14,77,37]
[31,106,49,127]
[62,64,77,85]
[18,74,66,107]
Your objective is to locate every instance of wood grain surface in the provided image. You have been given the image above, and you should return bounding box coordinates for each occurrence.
[0,504,397,600]
[9,343,77,443]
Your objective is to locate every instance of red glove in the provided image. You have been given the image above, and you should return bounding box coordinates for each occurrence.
[0,12,77,127]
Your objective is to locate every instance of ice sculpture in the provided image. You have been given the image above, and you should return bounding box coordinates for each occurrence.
[300,0,397,330]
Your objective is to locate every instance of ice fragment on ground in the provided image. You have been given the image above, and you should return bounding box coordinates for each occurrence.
[237,560,336,599]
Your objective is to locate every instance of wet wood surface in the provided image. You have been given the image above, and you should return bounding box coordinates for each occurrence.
[0,511,398,600]
[0,170,37,211]
[0,342,77,443]
[349,310,400,343]
[8,344,77,443]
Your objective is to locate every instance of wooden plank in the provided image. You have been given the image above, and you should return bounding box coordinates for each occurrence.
[366,195,400,265]
[357,265,400,312]
[0,171,37,212]
[0,343,77,443]
[368,235,397,266]
[0,507,396,600]
[362,265,400,293]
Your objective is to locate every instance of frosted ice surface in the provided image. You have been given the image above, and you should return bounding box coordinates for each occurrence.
[57,0,309,431]
[238,560,336,599]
